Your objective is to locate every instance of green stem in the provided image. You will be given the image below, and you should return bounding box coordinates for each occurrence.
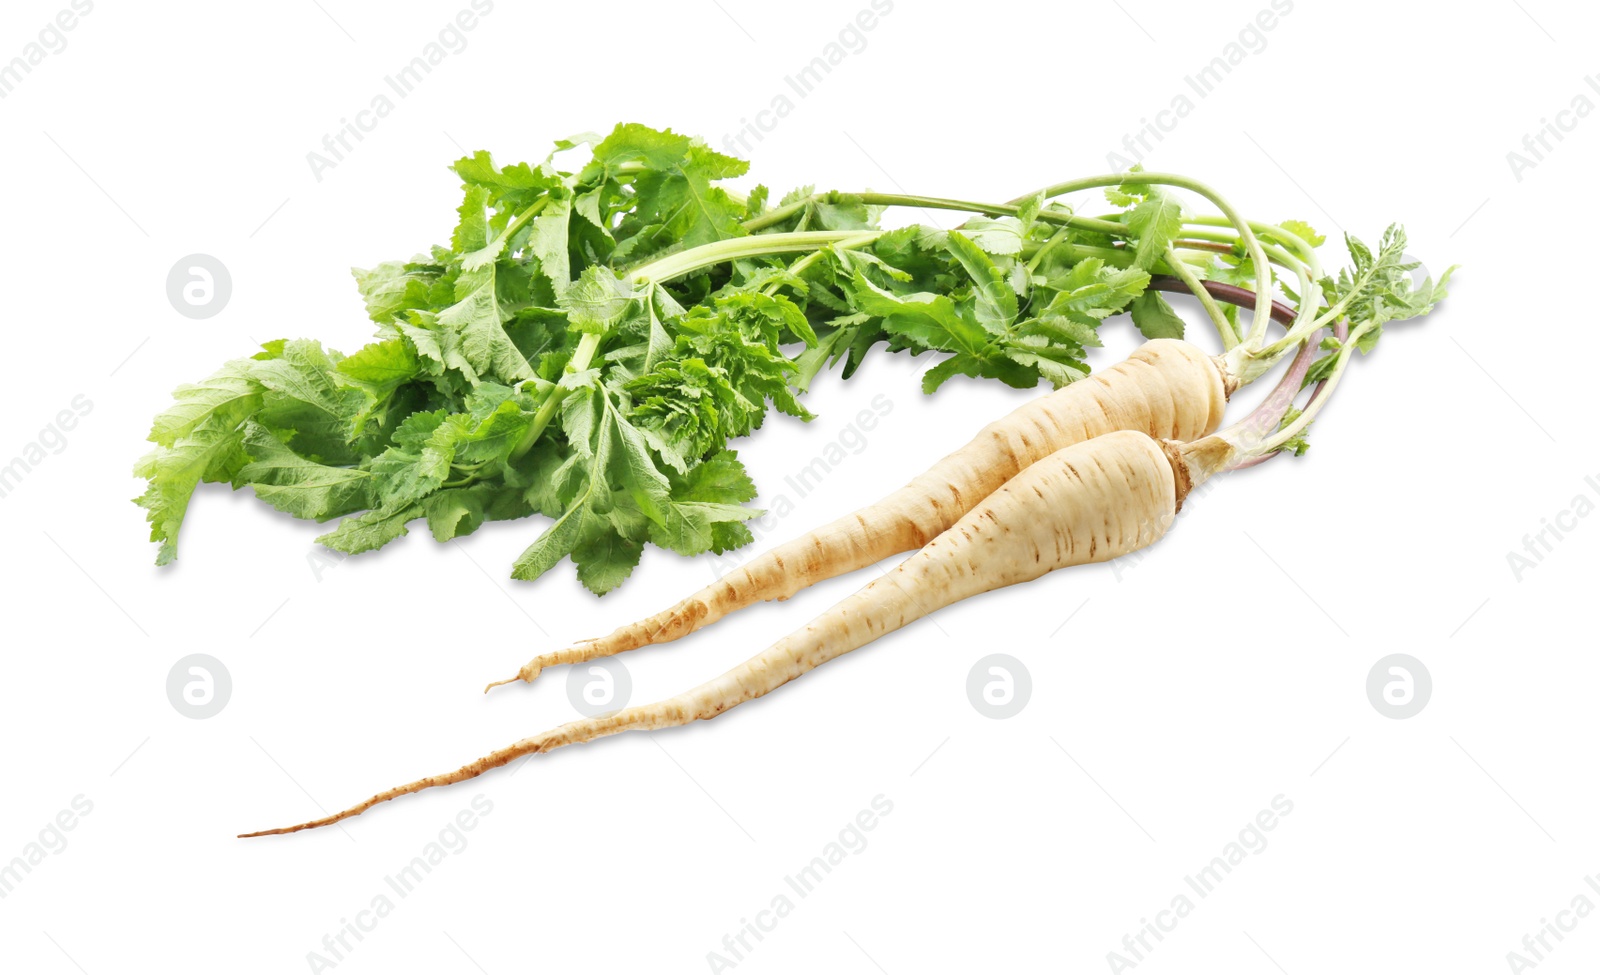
[628,230,880,283]
[1160,243,1239,349]
[739,184,1332,330]
[1025,226,1073,275]
[1011,174,1274,354]
[499,196,551,242]
[742,190,1325,353]
[743,191,1129,238]
[1234,320,1375,461]
[1020,241,1215,276]
[766,247,831,296]
[511,332,602,460]
[1186,215,1320,269]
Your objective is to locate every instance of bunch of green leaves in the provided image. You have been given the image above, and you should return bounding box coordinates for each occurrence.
[135,126,1237,593]
[137,124,772,592]
[778,196,1173,394]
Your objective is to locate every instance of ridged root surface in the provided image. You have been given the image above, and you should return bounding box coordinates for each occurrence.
[253,430,1179,835]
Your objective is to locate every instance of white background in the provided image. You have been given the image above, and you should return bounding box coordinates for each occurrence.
[1,0,1595,972]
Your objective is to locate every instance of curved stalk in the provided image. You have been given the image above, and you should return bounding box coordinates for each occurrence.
[1242,320,1373,459]
[627,230,880,283]
[1160,243,1239,349]
[1007,174,1275,356]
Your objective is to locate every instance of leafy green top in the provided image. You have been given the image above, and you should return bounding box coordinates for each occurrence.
[136,123,1435,592]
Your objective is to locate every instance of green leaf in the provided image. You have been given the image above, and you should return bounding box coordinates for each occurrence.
[648,449,760,557]
[919,355,980,393]
[440,400,535,468]
[437,265,533,383]
[745,184,770,218]
[1016,192,1045,232]
[1278,220,1325,248]
[588,123,704,173]
[235,423,372,521]
[1104,184,1144,207]
[134,422,250,565]
[367,411,451,507]
[452,150,560,210]
[945,230,1017,333]
[572,525,645,595]
[527,194,572,295]
[595,125,750,260]
[954,215,1026,256]
[1002,344,1089,388]
[452,184,493,255]
[1042,260,1149,321]
[251,340,368,464]
[1276,406,1312,456]
[603,397,670,525]
[1125,187,1183,271]
[566,386,671,525]
[643,287,675,373]
[510,482,594,582]
[424,487,487,542]
[848,270,989,356]
[146,362,261,448]
[318,504,420,555]
[1017,315,1099,348]
[337,339,419,387]
[1129,291,1186,339]
[351,261,436,324]
[560,266,635,334]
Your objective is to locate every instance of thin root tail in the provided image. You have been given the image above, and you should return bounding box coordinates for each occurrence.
[237,704,661,836]
[482,662,542,694]
[237,740,543,837]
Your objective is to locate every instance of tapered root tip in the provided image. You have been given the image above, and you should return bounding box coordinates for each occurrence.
[483,662,541,694]
[237,824,311,838]
[238,812,351,836]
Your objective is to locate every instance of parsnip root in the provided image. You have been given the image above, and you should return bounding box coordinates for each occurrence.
[489,339,1224,692]
[251,430,1185,835]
